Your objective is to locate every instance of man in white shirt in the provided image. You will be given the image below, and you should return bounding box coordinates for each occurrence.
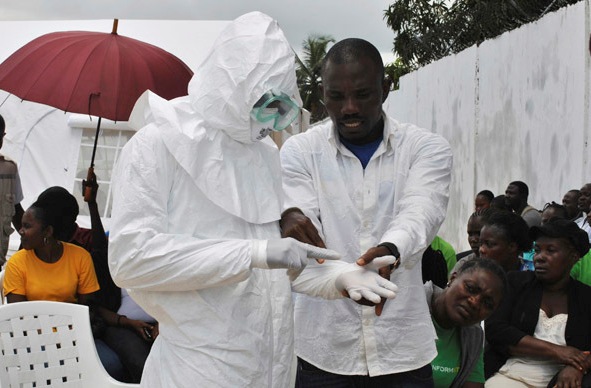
[281,38,453,387]
[576,183,591,242]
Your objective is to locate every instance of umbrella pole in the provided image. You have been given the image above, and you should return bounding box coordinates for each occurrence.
[83,117,101,202]
[90,116,101,168]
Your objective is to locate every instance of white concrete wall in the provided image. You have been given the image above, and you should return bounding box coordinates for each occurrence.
[384,1,591,252]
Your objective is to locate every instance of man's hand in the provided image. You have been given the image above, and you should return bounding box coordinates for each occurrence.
[280,208,326,263]
[356,245,399,316]
[553,365,584,388]
[554,346,590,372]
[335,257,398,306]
[82,167,98,203]
[252,238,341,272]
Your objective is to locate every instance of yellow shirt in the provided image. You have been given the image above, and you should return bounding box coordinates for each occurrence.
[4,242,100,303]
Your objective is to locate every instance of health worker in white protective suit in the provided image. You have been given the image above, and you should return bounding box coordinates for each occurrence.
[108,12,398,388]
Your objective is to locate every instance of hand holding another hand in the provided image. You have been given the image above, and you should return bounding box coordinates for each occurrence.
[335,256,398,306]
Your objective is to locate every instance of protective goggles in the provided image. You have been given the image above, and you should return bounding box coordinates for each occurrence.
[251,90,300,131]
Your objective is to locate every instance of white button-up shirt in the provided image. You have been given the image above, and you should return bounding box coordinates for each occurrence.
[282,114,453,376]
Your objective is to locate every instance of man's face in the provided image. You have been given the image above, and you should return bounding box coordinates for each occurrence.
[474,195,490,212]
[320,57,389,145]
[562,191,581,219]
[578,184,591,213]
[467,216,483,255]
[504,184,521,210]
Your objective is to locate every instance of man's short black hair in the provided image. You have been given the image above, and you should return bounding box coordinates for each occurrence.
[509,181,529,198]
[477,190,494,202]
[321,38,384,80]
[0,114,5,133]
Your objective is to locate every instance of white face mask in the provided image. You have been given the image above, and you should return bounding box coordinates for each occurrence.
[250,107,279,142]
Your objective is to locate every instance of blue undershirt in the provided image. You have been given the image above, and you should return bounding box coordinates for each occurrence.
[340,136,382,169]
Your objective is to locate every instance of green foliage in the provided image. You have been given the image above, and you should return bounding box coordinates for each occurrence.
[385,58,413,90]
[295,35,335,123]
[385,0,581,73]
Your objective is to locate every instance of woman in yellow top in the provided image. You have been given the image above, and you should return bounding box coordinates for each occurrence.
[4,199,99,304]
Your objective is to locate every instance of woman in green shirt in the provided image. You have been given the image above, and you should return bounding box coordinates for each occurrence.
[426,258,506,388]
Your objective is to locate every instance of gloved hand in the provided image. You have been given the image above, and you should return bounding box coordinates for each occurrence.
[335,256,399,304]
[251,238,341,270]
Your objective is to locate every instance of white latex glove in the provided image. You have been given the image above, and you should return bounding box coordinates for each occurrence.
[335,256,399,304]
[251,238,341,270]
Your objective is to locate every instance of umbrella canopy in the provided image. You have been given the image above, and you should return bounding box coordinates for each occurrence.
[0,20,194,200]
[0,21,193,121]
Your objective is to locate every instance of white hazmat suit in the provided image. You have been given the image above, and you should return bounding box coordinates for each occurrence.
[109,12,396,388]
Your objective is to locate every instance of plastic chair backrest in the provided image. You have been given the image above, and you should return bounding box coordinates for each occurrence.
[0,301,138,387]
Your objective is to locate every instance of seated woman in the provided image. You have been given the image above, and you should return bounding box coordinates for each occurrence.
[36,181,156,383]
[478,209,532,273]
[4,200,100,304]
[3,197,127,381]
[484,218,591,387]
[426,257,506,388]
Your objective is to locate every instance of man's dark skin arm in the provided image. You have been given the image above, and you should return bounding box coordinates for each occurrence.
[83,170,107,252]
[280,208,394,315]
[280,208,326,248]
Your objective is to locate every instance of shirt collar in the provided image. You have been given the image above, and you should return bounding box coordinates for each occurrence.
[328,111,396,156]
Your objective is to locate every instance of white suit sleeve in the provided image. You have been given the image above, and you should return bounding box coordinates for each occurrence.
[380,130,453,265]
[280,136,325,238]
[108,126,253,292]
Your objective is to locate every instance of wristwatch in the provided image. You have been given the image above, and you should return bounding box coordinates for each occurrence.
[377,242,401,270]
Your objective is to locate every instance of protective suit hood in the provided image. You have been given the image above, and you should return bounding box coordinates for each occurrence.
[129,12,299,224]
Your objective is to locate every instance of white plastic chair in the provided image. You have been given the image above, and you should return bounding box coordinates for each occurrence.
[0,301,139,387]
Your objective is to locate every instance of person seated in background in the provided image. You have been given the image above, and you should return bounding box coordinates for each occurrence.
[475,190,494,212]
[4,199,99,305]
[504,181,541,227]
[85,174,157,383]
[484,218,591,387]
[427,258,506,388]
[452,209,488,277]
[37,180,155,383]
[478,209,532,273]
[489,195,511,212]
[99,286,158,383]
[521,202,569,271]
[576,183,591,242]
[3,192,128,381]
[457,210,488,261]
[562,189,583,223]
[539,202,567,226]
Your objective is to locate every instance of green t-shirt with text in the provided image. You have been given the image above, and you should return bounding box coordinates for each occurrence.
[431,318,484,388]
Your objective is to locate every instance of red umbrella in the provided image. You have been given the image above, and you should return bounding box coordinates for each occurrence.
[0,20,193,199]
